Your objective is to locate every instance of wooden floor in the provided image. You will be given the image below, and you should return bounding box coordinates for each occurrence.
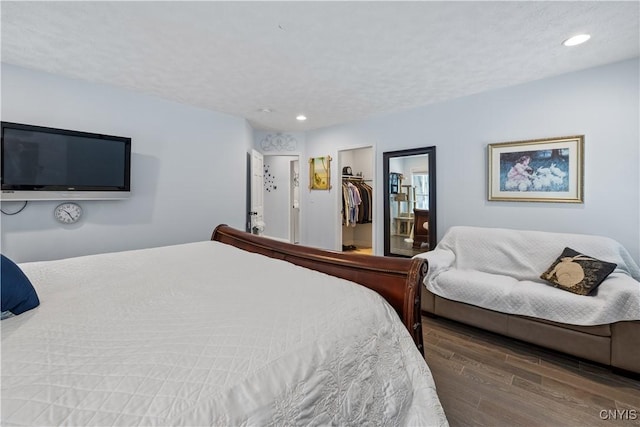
[390,235,426,257]
[422,315,640,427]
[352,246,373,255]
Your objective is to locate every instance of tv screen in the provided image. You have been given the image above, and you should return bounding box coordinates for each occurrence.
[1,122,131,200]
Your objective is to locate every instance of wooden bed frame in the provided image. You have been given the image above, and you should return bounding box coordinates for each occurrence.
[212,224,426,356]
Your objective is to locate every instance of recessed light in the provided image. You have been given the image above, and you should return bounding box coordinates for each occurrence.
[562,34,591,47]
[296,115,307,121]
[258,108,273,113]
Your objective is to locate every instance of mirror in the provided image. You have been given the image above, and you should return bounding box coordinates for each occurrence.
[383,147,436,257]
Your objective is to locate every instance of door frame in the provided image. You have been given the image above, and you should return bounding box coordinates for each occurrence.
[262,153,301,243]
[289,158,300,244]
[249,149,264,235]
[335,145,376,253]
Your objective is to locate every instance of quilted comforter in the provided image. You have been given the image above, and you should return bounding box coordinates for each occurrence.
[2,241,447,426]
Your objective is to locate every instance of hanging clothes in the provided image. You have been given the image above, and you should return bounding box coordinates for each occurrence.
[358,181,373,224]
[341,178,373,226]
[342,181,361,227]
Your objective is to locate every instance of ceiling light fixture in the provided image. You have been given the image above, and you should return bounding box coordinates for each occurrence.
[562,34,591,47]
[258,107,273,113]
[296,115,307,121]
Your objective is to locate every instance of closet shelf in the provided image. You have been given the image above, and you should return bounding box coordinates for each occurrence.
[342,175,372,182]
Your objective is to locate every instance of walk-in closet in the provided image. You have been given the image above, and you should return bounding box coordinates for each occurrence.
[339,147,374,254]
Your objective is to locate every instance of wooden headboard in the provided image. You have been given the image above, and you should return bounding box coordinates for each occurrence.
[211,224,426,356]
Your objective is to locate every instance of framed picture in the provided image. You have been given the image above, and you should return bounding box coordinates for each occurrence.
[389,172,401,194]
[309,155,332,190]
[488,135,584,203]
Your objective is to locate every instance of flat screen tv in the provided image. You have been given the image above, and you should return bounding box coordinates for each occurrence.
[1,122,131,201]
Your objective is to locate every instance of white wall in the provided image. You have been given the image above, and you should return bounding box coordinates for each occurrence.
[1,64,253,262]
[6,59,637,263]
[303,59,640,262]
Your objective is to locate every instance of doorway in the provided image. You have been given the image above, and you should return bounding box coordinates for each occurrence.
[262,154,300,243]
[337,146,374,254]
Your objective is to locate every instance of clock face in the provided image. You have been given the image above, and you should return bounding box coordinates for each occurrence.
[54,202,83,224]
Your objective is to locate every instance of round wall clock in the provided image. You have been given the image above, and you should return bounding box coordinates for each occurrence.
[54,202,83,224]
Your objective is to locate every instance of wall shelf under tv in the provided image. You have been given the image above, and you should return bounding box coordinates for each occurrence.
[1,190,130,201]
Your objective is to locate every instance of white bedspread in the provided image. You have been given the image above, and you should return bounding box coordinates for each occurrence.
[2,241,447,426]
[416,226,640,326]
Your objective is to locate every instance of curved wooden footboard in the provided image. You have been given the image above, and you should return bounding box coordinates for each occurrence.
[211,225,426,356]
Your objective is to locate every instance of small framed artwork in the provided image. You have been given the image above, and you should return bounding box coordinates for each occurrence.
[309,155,332,190]
[488,135,584,203]
[389,172,401,194]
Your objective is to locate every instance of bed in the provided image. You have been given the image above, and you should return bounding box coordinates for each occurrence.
[1,225,447,426]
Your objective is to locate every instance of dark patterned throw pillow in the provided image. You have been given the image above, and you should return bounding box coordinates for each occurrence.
[540,247,617,296]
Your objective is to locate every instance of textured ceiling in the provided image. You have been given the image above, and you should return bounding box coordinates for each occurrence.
[2,1,639,132]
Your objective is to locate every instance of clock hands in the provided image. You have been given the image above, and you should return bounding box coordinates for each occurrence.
[55,203,81,224]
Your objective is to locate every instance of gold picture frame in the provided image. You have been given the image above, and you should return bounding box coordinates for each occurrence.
[488,135,584,203]
[309,155,332,190]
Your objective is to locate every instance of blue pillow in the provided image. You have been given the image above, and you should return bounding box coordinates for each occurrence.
[1,254,39,316]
